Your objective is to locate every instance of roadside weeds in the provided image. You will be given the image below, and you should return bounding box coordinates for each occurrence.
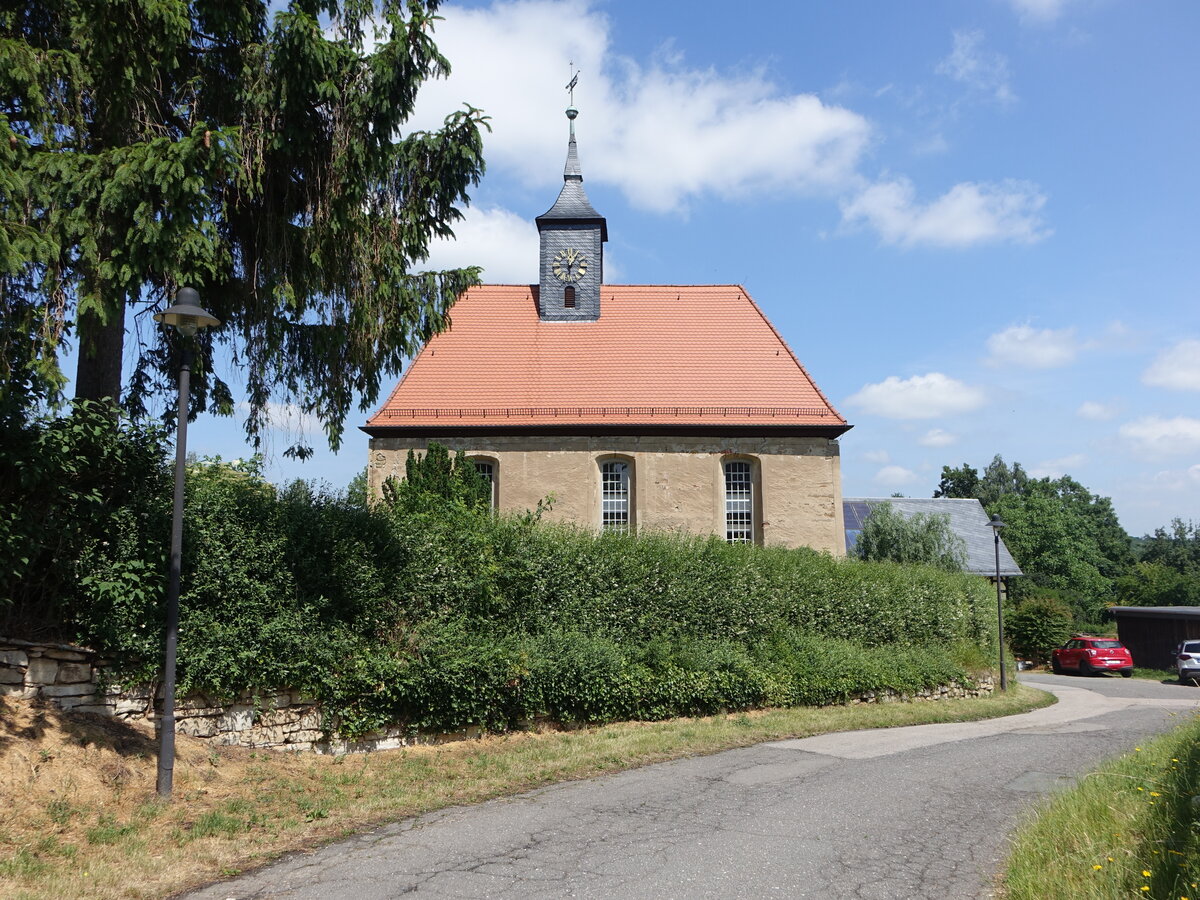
[1003,708,1200,900]
[1,685,1051,900]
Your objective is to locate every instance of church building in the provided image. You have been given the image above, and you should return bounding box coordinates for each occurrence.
[363,103,852,554]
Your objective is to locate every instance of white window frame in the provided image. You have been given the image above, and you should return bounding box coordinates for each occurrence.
[600,459,632,534]
[724,460,754,544]
[472,458,498,509]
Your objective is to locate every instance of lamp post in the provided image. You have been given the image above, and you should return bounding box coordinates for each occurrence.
[988,513,1008,692]
[153,288,220,797]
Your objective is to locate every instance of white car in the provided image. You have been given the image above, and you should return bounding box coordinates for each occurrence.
[1176,640,1200,683]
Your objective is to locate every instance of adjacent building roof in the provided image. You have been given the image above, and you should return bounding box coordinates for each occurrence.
[843,497,1023,577]
[1110,607,1200,619]
[364,284,849,434]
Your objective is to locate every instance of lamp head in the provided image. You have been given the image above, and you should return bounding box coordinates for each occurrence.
[154,288,220,338]
[988,513,1006,531]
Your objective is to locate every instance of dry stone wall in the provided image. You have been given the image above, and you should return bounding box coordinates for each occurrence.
[0,638,430,753]
[2,638,993,752]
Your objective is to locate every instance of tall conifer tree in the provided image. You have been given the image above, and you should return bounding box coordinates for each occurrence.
[1,1,487,450]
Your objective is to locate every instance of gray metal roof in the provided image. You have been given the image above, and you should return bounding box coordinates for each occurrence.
[843,498,1023,577]
[536,126,608,239]
[1110,606,1200,618]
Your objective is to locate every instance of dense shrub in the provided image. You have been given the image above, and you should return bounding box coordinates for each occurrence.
[1006,597,1074,663]
[0,401,170,639]
[7,421,997,738]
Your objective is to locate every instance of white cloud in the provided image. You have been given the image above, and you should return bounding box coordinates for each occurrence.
[846,373,987,419]
[985,324,1078,368]
[1030,453,1087,478]
[1149,464,1200,492]
[235,401,324,446]
[420,206,540,283]
[1119,416,1200,458]
[919,428,958,447]
[1142,339,1200,391]
[840,177,1048,248]
[1077,400,1118,421]
[936,30,1016,104]
[408,0,1042,245]
[862,449,891,463]
[875,465,919,487]
[411,0,871,214]
[1008,0,1073,24]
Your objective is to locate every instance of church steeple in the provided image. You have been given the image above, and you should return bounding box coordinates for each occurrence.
[536,94,607,321]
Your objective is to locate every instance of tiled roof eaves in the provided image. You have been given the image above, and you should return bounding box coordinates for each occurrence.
[372,405,840,420]
[361,422,852,438]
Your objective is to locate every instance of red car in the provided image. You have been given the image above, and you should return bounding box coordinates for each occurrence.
[1051,636,1134,677]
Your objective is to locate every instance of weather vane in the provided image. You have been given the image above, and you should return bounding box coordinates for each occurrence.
[566,64,579,105]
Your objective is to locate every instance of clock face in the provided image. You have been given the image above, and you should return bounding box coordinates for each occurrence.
[552,247,588,282]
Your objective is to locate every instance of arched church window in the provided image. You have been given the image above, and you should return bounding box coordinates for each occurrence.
[564,285,576,308]
[600,459,632,533]
[724,460,754,543]
[471,457,498,509]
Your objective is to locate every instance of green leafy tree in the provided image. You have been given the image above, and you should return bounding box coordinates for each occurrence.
[990,486,1112,605]
[1115,561,1200,607]
[978,455,1029,508]
[931,455,1133,607]
[346,468,369,509]
[1140,519,1200,574]
[933,463,980,499]
[1,1,487,452]
[1006,596,1073,664]
[853,502,967,572]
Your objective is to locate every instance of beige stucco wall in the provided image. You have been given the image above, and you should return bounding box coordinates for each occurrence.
[368,434,846,556]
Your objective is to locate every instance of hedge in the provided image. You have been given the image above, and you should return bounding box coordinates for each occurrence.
[3,418,997,738]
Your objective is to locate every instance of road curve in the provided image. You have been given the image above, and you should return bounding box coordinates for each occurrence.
[184,676,1200,900]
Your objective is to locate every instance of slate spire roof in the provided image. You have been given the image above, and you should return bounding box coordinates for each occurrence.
[536,106,607,240]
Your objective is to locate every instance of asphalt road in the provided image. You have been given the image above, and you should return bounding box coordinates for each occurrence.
[185,674,1200,900]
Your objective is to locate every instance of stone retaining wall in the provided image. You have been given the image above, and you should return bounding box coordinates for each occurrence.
[2,637,993,753]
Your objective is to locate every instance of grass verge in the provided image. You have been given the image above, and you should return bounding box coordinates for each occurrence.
[1002,708,1200,900]
[1,685,1051,900]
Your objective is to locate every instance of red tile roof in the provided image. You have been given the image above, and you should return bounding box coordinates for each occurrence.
[366,285,848,431]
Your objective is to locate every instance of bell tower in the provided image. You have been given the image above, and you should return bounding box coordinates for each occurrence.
[536,90,607,322]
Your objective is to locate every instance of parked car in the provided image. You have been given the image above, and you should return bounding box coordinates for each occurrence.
[1176,641,1200,683]
[1051,636,1134,677]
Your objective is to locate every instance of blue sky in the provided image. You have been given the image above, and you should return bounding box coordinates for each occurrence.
[188,0,1199,537]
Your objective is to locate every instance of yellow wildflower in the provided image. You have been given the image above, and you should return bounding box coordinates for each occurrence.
[1145,871,1153,877]
[1093,865,1103,870]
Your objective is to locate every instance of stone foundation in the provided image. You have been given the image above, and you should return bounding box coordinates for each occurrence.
[2,637,994,753]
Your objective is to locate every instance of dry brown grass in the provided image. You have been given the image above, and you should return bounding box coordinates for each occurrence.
[0,685,1052,899]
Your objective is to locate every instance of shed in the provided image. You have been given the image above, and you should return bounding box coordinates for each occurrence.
[1109,606,1200,671]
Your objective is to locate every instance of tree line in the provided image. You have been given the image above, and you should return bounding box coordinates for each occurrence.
[932,454,1199,625]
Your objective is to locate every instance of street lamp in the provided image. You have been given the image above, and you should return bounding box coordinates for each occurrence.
[988,513,1008,692]
[153,287,220,797]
